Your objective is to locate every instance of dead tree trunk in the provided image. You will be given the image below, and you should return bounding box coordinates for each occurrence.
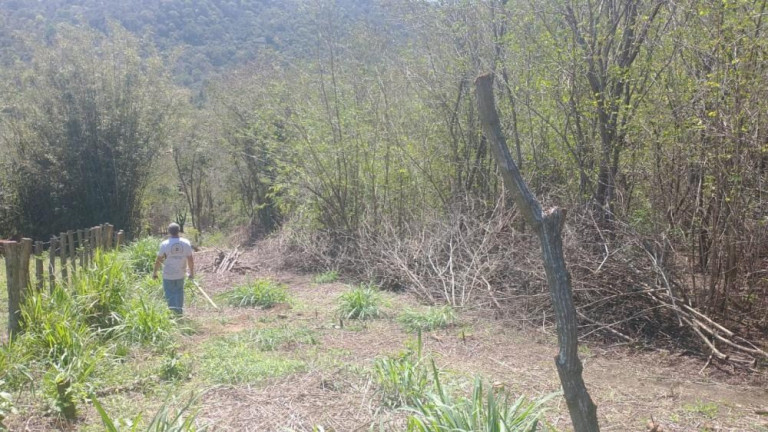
[475,73,599,432]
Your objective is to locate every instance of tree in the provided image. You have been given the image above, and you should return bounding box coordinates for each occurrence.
[0,24,179,237]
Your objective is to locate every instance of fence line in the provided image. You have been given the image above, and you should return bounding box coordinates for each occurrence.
[3,223,124,336]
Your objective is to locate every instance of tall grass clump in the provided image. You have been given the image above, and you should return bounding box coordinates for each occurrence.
[124,236,160,275]
[337,284,382,320]
[373,351,430,407]
[117,296,175,346]
[71,251,130,329]
[406,364,550,432]
[222,279,289,308]
[398,306,457,332]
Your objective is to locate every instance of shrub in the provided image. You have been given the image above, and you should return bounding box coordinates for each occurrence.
[337,285,382,320]
[222,279,289,308]
[373,353,430,408]
[398,306,457,332]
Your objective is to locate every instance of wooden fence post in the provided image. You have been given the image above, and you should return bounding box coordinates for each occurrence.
[67,231,75,272]
[20,238,32,296]
[49,236,57,292]
[35,241,44,292]
[105,224,114,250]
[59,232,68,282]
[3,241,21,336]
[77,230,84,268]
[116,230,125,249]
[95,226,103,251]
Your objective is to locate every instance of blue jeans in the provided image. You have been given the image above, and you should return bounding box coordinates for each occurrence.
[163,279,185,315]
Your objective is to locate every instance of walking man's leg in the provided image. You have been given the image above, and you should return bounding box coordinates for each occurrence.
[162,278,185,315]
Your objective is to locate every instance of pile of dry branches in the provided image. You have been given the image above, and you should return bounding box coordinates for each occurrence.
[279,203,768,368]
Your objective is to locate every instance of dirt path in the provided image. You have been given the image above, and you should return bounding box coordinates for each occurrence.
[183,248,768,431]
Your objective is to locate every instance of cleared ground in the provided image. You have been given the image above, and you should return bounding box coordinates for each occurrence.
[3,246,768,431]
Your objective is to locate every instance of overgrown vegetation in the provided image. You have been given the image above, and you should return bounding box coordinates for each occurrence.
[313,270,339,284]
[221,279,289,308]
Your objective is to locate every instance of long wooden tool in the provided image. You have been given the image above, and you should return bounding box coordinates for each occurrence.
[190,279,219,310]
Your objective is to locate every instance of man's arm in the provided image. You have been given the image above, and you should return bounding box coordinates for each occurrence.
[152,255,165,279]
[187,255,195,279]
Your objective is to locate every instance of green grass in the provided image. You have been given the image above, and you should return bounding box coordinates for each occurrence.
[221,279,290,308]
[313,270,339,284]
[197,333,305,384]
[123,236,161,275]
[250,326,318,351]
[373,351,430,408]
[92,392,205,431]
[683,400,719,419]
[398,306,457,332]
[337,284,383,320]
[406,363,551,432]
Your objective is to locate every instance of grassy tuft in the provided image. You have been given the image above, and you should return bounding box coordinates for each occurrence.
[221,279,289,308]
[92,392,205,431]
[398,306,457,332]
[406,363,550,432]
[337,284,382,320]
[313,270,339,284]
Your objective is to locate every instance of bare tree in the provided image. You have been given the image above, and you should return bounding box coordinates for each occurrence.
[476,73,599,432]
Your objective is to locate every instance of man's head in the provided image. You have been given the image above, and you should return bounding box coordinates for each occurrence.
[168,223,181,237]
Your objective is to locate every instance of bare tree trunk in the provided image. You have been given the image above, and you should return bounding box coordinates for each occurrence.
[475,73,599,432]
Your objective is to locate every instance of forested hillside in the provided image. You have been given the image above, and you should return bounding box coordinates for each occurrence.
[1,0,767,370]
[0,0,387,84]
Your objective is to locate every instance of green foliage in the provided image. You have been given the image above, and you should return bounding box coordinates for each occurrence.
[159,351,192,382]
[197,334,305,384]
[398,306,457,332]
[406,364,550,432]
[373,350,430,408]
[1,25,178,237]
[251,326,318,351]
[313,270,339,284]
[0,381,16,429]
[222,279,289,308]
[91,393,206,431]
[117,297,175,347]
[124,237,160,276]
[337,285,382,320]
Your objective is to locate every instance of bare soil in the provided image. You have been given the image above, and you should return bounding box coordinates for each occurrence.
[5,245,768,431]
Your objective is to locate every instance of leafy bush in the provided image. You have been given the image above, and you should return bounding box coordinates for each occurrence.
[398,306,457,332]
[313,270,339,284]
[222,279,289,308]
[406,364,550,432]
[160,351,192,382]
[0,381,16,429]
[337,285,382,320]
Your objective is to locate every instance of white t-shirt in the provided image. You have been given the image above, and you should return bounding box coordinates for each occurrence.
[158,237,193,280]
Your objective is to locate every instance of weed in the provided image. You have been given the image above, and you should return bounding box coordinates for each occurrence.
[337,284,382,320]
[398,306,457,332]
[313,270,339,284]
[373,353,430,408]
[123,236,160,276]
[221,279,289,308]
[0,381,16,429]
[684,400,718,419]
[160,351,192,382]
[92,392,206,431]
[251,326,318,351]
[406,363,550,432]
[117,297,175,347]
[198,334,305,384]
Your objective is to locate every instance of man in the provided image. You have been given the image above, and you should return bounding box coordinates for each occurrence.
[152,223,195,314]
